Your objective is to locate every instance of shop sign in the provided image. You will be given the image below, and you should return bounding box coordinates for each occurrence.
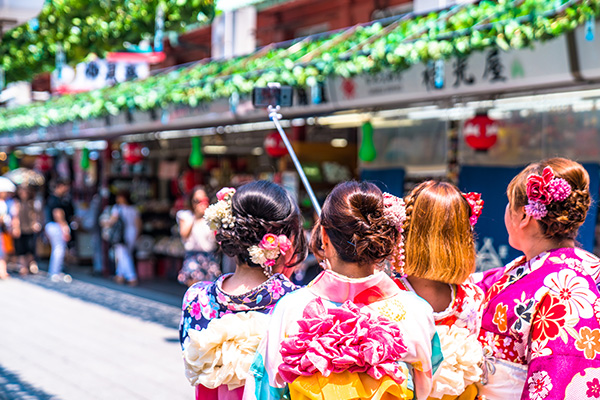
[464,114,498,151]
[328,35,572,109]
[264,131,288,157]
[52,59,150,94]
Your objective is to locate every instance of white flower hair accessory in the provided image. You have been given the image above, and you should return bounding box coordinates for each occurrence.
[383,192,407,273]
[248,233,293,277]
[204,187,236,230]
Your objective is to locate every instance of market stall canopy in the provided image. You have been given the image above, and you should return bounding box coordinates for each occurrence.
[0,0,598,144]
[3,168,45,186]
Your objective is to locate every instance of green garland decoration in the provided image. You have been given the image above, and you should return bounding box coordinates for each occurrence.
[0,0,598,135]
[0,0,215,84]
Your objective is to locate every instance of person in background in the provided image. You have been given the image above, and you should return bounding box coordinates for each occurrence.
[11,185,42,275]
[476,158,600,399]
[45,179,74,282]
[176,185,220,286]
[393,181,485,400]
[180,181,307,400]
[0,182,14,279]
[105,190,141,286]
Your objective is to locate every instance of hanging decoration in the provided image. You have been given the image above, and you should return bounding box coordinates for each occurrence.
[122,142,144,164]
[8,152,19,171]
[264,131,288,158]
[189,137,204,168]
[358,121,377,162]
[586,15,595,41]
[464,113,499,152]
[81,147,90,170]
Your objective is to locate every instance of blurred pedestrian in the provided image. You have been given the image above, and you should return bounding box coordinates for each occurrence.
[176,185,219,286]
[44,179,74,281]
[0,177,16,279]
[11,185,42,275]
[104,190,140,286]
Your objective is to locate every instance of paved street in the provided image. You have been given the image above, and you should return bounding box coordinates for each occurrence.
[0,274,193,400]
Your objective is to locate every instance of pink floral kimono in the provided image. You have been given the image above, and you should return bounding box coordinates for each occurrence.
[243,270,443,400]
[477,247,600,399]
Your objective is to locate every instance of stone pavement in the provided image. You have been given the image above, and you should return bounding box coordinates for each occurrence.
[0,273,194,400]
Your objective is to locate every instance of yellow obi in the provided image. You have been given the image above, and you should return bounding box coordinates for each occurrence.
[289,370,414,400]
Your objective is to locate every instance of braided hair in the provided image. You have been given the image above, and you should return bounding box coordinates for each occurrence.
[216,180,307,268]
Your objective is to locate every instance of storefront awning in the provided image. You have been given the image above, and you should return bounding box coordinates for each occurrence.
[0,0,598,146]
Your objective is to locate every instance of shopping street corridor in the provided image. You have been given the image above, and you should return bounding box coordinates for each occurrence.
[0,273,192,400]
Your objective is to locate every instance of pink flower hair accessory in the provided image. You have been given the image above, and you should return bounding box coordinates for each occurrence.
[462,192,484,226]
[248,233,293,277]
[383,193,407,273]
[525,166,572,220]
[204,187,236,230]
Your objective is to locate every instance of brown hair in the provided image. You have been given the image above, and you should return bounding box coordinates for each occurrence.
[507,157,590,240]
[310,181,400,266]
[402,181,476,284]
[217,180,307,268]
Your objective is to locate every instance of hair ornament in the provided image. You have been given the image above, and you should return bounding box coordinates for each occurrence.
[383,192,407,274]
[462,192,484,226]
[204,187,236,230]
[248,233,293,277]
[524,166,572,220]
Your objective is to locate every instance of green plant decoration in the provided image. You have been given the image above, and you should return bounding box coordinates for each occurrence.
[0,0,598,135]
[8,152,18,171]
[359,121,377,162]
[81,147,90,170]
[189,136,204,168]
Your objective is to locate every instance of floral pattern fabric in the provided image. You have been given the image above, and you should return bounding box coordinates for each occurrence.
[179,273,298,400]
[477,247,600,400]
[180,273,298,348]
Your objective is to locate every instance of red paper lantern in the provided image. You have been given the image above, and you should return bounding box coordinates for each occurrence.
[122,143,144,164]
[264,131,288,158]
[35,153,53,173]
[464,114,499,151]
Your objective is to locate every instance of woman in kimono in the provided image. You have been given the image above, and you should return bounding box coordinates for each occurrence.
[179,181,307,400]
[477,157,600,399]
[393,181,485,400]
[245,181,442,400]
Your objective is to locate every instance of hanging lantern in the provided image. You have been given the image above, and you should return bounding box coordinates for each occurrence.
[189,137,204,168]
[358,121,377,162]
[264,131,288,158]
[8,152,18,171]
[81,147,90,170]
[122,142,144,164]
[464,113,499,152]
[35,153,53,173]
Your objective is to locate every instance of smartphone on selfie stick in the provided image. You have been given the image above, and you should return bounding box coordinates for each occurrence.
[252,83,322,216]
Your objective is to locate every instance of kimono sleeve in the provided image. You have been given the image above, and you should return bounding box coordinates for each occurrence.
[523,287,600,400]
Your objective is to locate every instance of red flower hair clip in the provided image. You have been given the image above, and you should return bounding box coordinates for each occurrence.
[462,192,484,226]
[524,166,571,220]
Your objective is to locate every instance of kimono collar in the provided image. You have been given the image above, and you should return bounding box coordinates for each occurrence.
[307,270,400,305]
[213,272,298,313]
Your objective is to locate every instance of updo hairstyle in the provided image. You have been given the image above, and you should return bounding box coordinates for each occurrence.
[402,181,476,284]
[216,180,307,268]
[507,157,591,240]
[310,181,400,266]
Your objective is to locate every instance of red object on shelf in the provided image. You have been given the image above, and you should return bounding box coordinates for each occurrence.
[264,131,288,158]
[464,114,499,151]
[122,143,144,164]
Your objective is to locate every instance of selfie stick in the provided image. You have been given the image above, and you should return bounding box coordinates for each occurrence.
[268,105,322,216]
